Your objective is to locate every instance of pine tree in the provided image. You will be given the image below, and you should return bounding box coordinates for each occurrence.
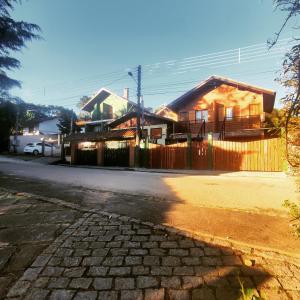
[0,0,41,99]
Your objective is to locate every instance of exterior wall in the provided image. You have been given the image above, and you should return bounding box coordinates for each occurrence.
[91,94,135,121]
[156,107,178,121]
[23,118,59,135]
[176,84,264,123]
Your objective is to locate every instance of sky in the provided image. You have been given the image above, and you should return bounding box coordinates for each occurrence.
[9,0,298,111]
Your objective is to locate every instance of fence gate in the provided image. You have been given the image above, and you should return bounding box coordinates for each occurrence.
[77,149,97,165]
[104,147,130,167]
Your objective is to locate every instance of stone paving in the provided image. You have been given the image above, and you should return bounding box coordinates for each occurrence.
[5,211,300,300]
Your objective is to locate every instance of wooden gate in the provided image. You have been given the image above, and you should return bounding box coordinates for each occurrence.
[104,147,130,167]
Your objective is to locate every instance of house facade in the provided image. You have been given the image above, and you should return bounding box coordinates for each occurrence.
[77,88,137,132]
[158,76,276,141]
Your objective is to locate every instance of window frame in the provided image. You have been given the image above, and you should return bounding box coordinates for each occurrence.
[150,127,162,139]
[195,109,208,122]
[225,107,234,120]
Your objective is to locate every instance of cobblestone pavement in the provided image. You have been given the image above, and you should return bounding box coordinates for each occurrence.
[5,212,300,300]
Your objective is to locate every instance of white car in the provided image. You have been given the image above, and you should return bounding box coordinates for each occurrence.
[23,142,54,156]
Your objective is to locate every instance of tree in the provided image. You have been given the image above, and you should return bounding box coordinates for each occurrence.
[269,0,300,167]
[57,109,79,135]
[76,96,90,109]
[0,99,16,151]
[0,0,41,99]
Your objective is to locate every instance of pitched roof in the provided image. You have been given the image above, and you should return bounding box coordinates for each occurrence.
[167,75,276,113]
[64,129,136,142]
[108,110,175,128]
[82,88,137,112]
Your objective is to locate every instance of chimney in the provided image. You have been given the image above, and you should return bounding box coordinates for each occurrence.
[123,88,129,100]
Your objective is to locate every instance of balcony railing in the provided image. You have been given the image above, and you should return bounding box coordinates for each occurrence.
[174,115,261,137]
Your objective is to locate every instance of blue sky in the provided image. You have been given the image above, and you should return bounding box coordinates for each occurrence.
[9,0,297,110]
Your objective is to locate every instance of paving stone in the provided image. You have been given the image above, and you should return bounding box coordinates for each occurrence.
[150,248,166,256]
[162,256,181,266]
[90,241,106,248]
[202,257,223,266]
[169,249,189,256]
[73,291,97,300]
[87,266,108,276]
[215,287,241,300]
[182,257,201,266]
[73,249,91,257]
[111,248,129,256]
[33,277,49,288]
[23,288,50,300]
[91,248,109,256]
[143,256,160,266]
[161,276,181,288]
[48,277,70,289]
[125,256,142,266]
[173,266,194,276]
[49,289,75,300]
[182,276,203,289]
[277,276,300,290]
[32,255,51,267]
[115,277,135,290]
[204,247,221,256]
[93,278,113,290]
[48,257,62,266]
[168,289,189,300]
[190,248,204,257]
[109,267,131,276]
[161,241,178,248]
[123,241,140,248]
[7,281,31,297]
[145,288,165,300]
[82,257,104,266]
[55,248,74,257]
[98,290,118,300]
[132,235,149,242]
[179,239,195,248]
[143,242,158,249]
[132,266,150,275]
[130,249,148,256]
[63,267,86,278]
[20,267,43,281]
[120,290,143,300]
[42,266,64,277]
[61,256,82,267]
[137,276,159,288]
[151,266,172,276]
[192,287,216,300]
[149,235,165,242]
[103,256,124,266]
[69,278,92,289]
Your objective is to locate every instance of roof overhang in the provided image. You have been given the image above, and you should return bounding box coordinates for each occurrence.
[167,75,276,113]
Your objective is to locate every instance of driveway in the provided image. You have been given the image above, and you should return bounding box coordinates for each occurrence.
[0,156,299,255]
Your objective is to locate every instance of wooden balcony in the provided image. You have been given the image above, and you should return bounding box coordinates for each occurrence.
[173,115,262,138]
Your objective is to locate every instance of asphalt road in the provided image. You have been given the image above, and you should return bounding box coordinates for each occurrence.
[0,156,297,215]
[1,156,300,255]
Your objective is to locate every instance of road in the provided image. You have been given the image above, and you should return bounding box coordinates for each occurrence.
[0,156,297,214]
[0,156,300,254]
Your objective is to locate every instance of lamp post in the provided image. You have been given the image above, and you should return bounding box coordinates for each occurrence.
[128,65,142,167]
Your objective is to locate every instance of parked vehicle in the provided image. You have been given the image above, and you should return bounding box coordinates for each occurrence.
[23,142,55,156]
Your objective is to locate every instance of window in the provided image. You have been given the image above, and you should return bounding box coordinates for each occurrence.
[226,107,233,120]
[103,103,113,119]
[179,111,188,121]
[195,110,208,122]
[249,104,260,116]
[150,128,162,139]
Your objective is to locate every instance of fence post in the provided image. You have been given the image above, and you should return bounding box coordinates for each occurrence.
[70,142,78,165]
[187,133,192,169]
[207,132,213,170]
[96,141,104,166]
[129,140,135,168]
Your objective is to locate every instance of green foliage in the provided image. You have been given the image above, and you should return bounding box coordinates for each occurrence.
[238,275,266,300]
[283,199,300,237]
[57,109,79,135]
[0,0,41,96]
[0,99,16,151]
[76,96,90,109]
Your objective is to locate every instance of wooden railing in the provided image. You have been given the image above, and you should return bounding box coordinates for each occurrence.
[175,115,261,137]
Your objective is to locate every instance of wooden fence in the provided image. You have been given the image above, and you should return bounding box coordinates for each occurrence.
[144,138,284,172]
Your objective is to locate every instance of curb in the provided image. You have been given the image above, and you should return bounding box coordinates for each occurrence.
[1,187,299,266]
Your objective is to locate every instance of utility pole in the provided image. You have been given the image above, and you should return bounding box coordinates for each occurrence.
[135,65,142,167]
